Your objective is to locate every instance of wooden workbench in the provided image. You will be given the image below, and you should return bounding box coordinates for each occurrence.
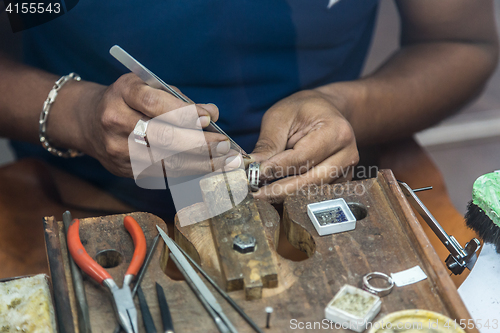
[44,169,477,333]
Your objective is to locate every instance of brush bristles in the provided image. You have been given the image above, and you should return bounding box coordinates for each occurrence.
[465,201,500,253]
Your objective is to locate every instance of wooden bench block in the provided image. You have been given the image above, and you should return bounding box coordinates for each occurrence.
[200,170,278,300]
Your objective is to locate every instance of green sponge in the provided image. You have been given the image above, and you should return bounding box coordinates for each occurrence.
[471,171,500,228]
[466,171,500,252]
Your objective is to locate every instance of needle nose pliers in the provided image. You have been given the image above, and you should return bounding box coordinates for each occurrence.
[68,216,147,333]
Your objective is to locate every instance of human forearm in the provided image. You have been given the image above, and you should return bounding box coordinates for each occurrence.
[0,54,104,151]
[317,40,498,146]
[316,0,498,147]
[0,53,226,177]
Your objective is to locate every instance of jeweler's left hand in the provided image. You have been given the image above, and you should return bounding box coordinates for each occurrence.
[250,89,359,204]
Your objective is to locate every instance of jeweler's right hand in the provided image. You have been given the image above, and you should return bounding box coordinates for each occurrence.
[77,73,242,178]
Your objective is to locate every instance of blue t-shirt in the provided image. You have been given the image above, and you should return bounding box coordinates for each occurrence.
[13,0,379,220]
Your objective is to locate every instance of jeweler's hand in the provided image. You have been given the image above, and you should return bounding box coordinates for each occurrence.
[250,90,359,204]
[79,73,241,178]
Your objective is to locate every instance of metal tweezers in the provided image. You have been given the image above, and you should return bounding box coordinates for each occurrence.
[109,45,249,158]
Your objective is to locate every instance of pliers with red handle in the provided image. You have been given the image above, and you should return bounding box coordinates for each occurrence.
[68,216,147,333]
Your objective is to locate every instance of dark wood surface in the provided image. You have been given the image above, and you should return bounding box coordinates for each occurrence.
[0,158,134,280]
[44,170,477,333]
[0,139,481,332]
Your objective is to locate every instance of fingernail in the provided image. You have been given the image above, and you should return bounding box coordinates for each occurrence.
[216,141,230,155]
[201,103,218,115]
[199,116,210,128]
[207,103,218,111]
[225,155,242,169]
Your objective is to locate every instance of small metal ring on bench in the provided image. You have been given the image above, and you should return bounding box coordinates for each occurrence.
[362,272,394,297]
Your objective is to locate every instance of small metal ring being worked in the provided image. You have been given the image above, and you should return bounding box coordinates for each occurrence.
[362,272,394,297]
[247,162,260,192]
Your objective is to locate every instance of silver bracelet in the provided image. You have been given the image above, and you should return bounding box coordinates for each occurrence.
[39,72,84,158]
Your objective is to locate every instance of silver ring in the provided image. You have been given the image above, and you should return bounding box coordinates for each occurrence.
[362,272,394,297]
[247,162,260,192]
[134,118,150,146]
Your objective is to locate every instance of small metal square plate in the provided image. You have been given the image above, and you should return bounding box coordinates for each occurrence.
[307,198,356,236]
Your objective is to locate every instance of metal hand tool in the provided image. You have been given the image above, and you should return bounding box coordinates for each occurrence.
[113,234,161,333]
[398,181,480,275]
[137,285,157,333]
[109,45,249,158]
[170,255,229,333]
[174,241,263,333]
[62,211,92,333]
[156,282,175,333]
[132,234,160,295]
[68,216,147,333]
[156,225,238,333]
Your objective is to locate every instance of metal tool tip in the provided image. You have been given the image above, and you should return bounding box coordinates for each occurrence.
[126,308,139,333]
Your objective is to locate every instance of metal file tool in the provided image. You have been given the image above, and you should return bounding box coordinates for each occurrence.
[156,282,175,333]
[62,211,92,333]
[109,45,249,158]
[174,242,263,333]
[156,225,238,333]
